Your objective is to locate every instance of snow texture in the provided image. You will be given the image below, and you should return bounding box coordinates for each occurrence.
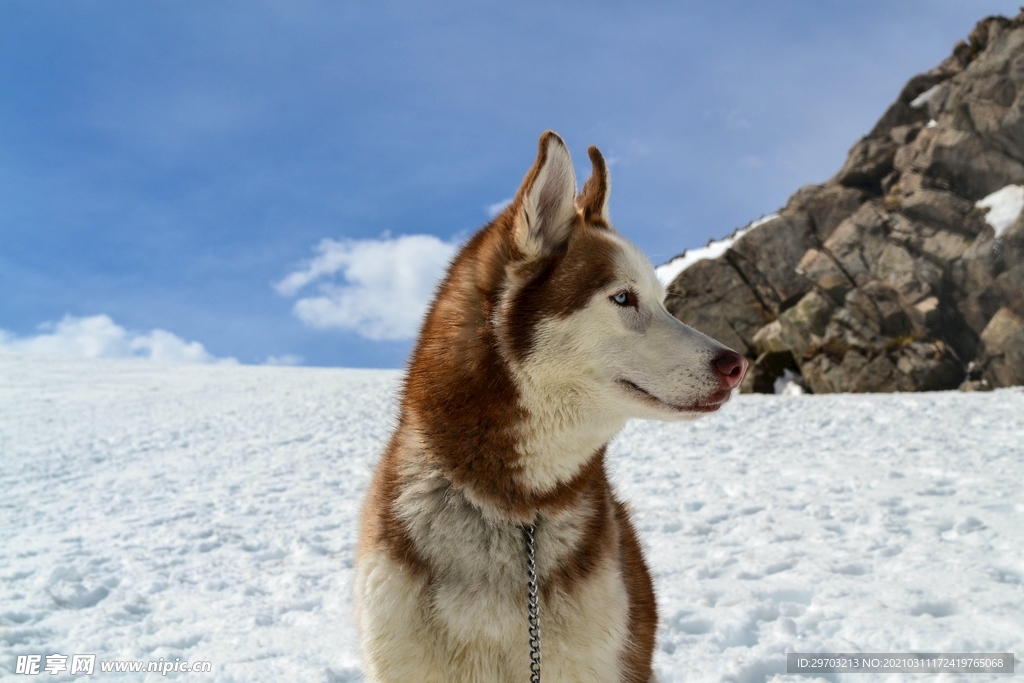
[2,354,1023,682]
[655,215,779,287]
[976,185,1024,238]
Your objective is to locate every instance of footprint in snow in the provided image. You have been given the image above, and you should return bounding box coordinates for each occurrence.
[46,567,111,609]
[910,601,957,618]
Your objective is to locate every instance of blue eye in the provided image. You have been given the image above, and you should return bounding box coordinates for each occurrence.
[612,291,631,306]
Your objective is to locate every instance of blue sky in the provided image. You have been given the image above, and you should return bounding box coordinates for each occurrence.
[1,1,1019,367]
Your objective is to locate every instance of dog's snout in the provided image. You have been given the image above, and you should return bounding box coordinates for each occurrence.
[713,351,748,389]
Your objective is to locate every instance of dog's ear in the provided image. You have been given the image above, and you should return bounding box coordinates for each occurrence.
[513,131,577,259]
[576,146,610,225]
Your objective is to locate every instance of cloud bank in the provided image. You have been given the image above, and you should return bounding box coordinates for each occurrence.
[275,235,459,341]
[0,315,235,364]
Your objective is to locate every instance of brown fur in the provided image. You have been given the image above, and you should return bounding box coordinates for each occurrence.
[506,228,619,362]
[616,501,658,683]
[577,146,611,225]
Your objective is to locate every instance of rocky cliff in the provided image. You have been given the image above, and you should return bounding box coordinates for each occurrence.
[664,13,1024,393]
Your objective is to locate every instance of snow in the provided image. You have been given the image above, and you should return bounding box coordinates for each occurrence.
[772,369,804,396]
[909,84,941,109]
[655,215,778,287]
[2,354,1023,682]
[976,185,1024,238]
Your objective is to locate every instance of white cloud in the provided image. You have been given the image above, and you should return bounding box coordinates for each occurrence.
[0,314,235,364]
[275,235,459,341]
[486,198,513,218]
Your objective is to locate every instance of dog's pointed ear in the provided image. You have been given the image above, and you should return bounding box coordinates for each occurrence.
[576,145,610,225]
[513,131,577,259]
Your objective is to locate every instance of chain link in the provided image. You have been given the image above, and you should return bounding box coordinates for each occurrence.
[523,523,541,683]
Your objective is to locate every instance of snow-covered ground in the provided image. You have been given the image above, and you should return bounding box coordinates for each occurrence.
[2,354,1022,682]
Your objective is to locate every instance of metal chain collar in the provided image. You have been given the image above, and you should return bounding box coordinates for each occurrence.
[523,523,541,683]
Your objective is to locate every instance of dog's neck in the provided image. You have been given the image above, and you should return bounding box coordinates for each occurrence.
[402,357,623,524]
[511,371,627,496]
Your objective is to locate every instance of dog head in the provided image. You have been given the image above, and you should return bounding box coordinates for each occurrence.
[403,131,748,504]
[495,131,747,423]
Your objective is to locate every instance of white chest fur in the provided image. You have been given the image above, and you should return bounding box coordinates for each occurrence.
[355,461,632,683]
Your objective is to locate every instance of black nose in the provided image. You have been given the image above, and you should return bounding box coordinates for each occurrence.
[713,350,748,389]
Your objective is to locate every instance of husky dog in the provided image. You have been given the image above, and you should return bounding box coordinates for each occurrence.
[355,132,747,683]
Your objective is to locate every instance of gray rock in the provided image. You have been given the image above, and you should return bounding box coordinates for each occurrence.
[798,354,837,394]
[888,213,974,266]
[978,307,1024,386]
[726,211,816,315]
[821,203,890,284]
[856,355,900,392]
[859,280,914,337]
[740,350,799,395]
[795,248,855,303]
[751,320,787,355]
[894,126,1024,200]
[665,10,1024,392]
[950,232,999,296]
[836,136,899,190]
[874,242,942,307]
[958,288,1005,335]
[663,258,770,357]
[889,124,924,146]
[991,263,1024,318]
[824,289,884,353]
[789,184,871,241]
[959,378,995,391]
[869,101,930,140]
[896,187,974,232]
[997,217,1024,266]
[894,340,965,391]
[911,296,942,332]
[775,290,836,360]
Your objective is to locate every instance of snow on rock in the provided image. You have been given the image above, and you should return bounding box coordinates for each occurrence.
[772,368,804,396]
[909,84,942,109]
[976,184,1024,238]
[655,215,778,287]
[2,354,1023,682]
